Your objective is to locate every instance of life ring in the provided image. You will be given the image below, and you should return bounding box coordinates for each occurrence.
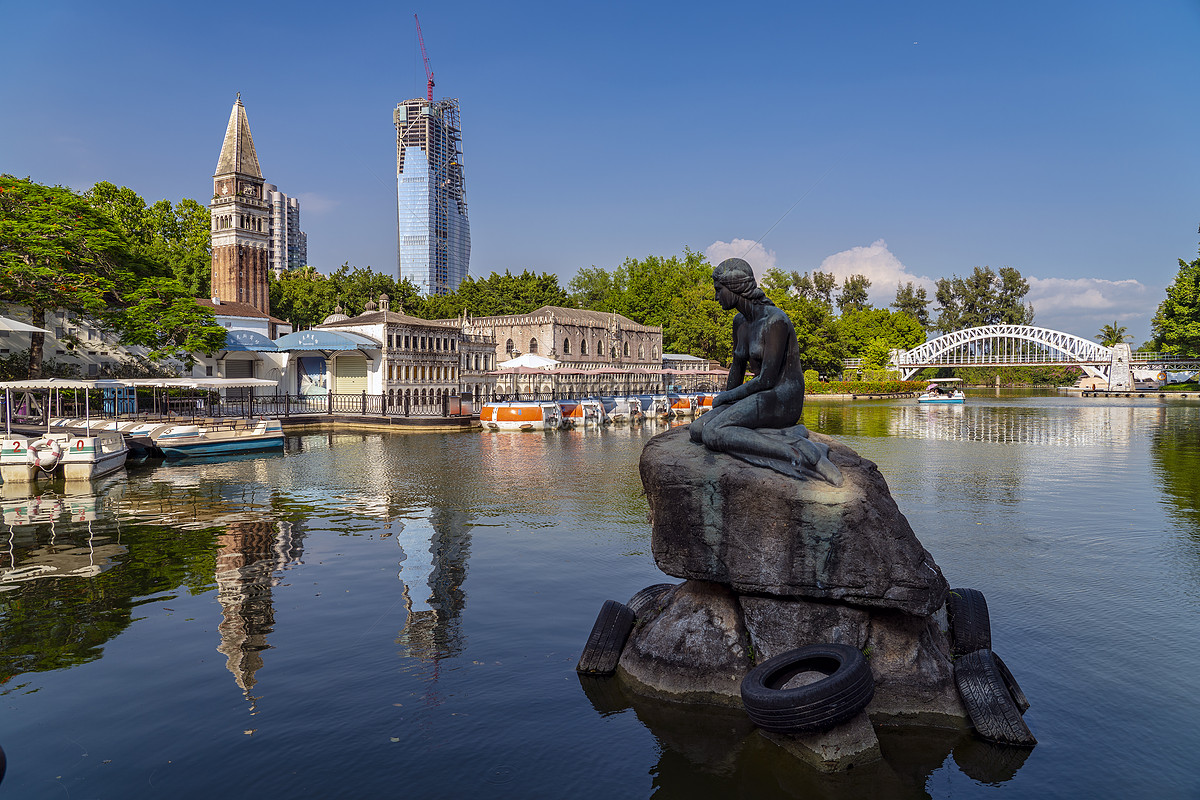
[26,437,63,471]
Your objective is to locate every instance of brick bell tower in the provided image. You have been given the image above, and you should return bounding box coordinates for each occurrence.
[210,93,271,313]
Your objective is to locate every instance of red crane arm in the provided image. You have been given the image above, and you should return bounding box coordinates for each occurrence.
[415,14,434,101]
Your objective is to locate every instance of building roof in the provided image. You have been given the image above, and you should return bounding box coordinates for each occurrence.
[496,353,559,370]
[462,305,658,331]
[316,309,460,331]
[196,298,288,326]
[215,94,262,178]
[663,353,705,361]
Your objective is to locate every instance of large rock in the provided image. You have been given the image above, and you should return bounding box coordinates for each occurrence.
[617,580,751,706]
[641,426,948,616]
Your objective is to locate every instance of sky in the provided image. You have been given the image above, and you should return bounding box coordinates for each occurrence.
[4,0,1199,344]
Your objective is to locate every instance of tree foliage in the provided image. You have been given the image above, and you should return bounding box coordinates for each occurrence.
[892,281,931,329]
[425,270,572,319]
[0,176,224,376]
[836,308,925,357]
[760,272,845,376]
[1095,321,1131,347]
[1151,256,1200,355]
[934,266,1034,333]
[835,274,872,313]
[85,181,213,297]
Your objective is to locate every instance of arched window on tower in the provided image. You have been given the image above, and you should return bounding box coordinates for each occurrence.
[563,338,570,355]
[580,340,588,356]
[624,342,630,357]
[506,338,514,355]
[529,338,538,354]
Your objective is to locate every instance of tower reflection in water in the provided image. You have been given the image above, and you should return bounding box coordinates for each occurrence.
[213,519,304,712]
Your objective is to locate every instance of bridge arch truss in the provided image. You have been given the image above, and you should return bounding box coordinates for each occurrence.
[895,325,1113,380]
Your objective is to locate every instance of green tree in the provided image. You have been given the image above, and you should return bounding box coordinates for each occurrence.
[892,281,931,329]
[861,337,895,370]
[1151,255,1200,355]
[1095,321,1131,347]
[665,281,735,364]
[836,274,872,313]
[762,281,845,376]
[567,266,618,311]
[0,176,225,376]
[836,308,926,357]
[934,266,1034,333]
[85,181,212,297]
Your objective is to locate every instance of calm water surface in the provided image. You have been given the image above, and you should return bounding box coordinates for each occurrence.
[2,391,1200,798]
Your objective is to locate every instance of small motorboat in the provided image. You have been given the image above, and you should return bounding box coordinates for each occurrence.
[151,418,284,458]
[917,378,966,404]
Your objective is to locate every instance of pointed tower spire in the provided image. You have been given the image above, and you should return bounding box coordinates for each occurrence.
[216,94,262,179]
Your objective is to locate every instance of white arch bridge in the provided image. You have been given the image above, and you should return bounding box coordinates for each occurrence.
[876,324,1200,383]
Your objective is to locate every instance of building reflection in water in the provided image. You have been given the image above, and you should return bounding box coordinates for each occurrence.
[394,507,471,668]
[213,519,304,712]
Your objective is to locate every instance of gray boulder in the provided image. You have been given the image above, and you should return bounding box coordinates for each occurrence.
[617,579,751,706]
[641,426,948,616]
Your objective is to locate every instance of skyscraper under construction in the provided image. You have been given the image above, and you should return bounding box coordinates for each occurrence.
[394,97,470,296]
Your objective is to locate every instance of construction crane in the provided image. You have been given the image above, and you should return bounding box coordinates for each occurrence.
[415,14,434,102]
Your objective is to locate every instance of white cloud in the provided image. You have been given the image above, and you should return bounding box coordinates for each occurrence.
[816,239,935,307]
[705,239,777,278]
[1026,276,1157,342]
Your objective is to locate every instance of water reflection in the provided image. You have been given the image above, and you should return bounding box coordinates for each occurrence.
[214,519,304,710]
[577,674,1029,796]
[808,400,1157,446]
[395,508,471,662]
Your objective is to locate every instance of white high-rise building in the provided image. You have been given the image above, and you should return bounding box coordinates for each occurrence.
[262,182,308,276]
[394,97,470,295]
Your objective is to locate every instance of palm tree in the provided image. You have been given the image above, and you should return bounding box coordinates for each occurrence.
[1096,321,1131,347]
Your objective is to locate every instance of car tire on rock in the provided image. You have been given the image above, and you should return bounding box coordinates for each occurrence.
[740,643,875,735]
[576,600,636,675]
[954,649,1036,746]
[627,583,675,619]
[947,587,991,655]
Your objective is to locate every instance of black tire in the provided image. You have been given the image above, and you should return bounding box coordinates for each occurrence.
[740,643,875,734]
[954,649,1036,746]
[992,652,1030,714]
[576,600,636,675]
[947,588,992,655]
[627,583,675,619]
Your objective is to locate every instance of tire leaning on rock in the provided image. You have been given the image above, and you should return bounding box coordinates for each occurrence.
[576,600,636,675]
[626,583,676,620]
[739,643,875,735]
[953,649,1036,746]
[947,587,992,655]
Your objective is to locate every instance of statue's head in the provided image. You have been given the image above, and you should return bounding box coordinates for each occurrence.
[713,258,769,307]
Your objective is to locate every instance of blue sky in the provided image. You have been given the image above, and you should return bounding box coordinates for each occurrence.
[4,0,1198,343]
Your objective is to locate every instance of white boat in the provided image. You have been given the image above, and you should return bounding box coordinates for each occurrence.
[599,397,644,424]
[0,430,128,483]
[151,418,284,458]
[917,378,966,404]
[557,399,606,427]
[480,401,562,431]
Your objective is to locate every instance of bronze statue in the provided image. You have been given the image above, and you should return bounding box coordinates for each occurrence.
[689,258,843,486]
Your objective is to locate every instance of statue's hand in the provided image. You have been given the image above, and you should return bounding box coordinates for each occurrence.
[712,392,731,408]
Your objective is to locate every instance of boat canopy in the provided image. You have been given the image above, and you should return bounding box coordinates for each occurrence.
[273,329,380,352]
[0,378,128,390]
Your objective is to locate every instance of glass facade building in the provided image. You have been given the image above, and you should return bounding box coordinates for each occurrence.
[394,98,470,295]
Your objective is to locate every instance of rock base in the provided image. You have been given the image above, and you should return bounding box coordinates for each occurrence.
[761,710,882,772]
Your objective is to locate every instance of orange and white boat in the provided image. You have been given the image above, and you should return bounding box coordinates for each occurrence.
[557,399,606,427]
[695,394,716,416]
[667,394,698,418]
[480,401,562,431]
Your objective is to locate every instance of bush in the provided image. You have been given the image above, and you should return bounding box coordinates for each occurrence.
[806,380,927,395]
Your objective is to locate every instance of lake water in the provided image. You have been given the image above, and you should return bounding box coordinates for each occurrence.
[2,391,1200,798]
